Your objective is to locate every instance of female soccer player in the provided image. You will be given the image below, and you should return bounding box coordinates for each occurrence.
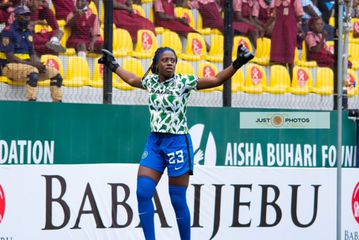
[98,45,254,240]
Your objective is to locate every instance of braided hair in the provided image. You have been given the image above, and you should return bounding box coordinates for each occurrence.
[142,47,178,80]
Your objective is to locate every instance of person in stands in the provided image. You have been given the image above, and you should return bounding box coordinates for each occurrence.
[305,16,352,68]
[66,0,103,58]
[270,0,304,76]
[0,5,63,102]
[113,0,156,43]
[154,0,197,38]
[232,0,262,49]
[27,0,66,56]
[52,0,99,21]
[253,0,275,38]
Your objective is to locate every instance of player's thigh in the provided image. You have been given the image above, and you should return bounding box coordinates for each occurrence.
[137,165,162,183]
[164,134,194,178]
[169,173,190,187]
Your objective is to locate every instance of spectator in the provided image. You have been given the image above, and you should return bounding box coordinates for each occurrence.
[27,0,66,56]
[66,0,103,58]
[270,0,304,76]
[253,0,275,38]
[301,0,334,40]
[0,5,63,102]
[305,17,352,68]
[0,0,12,24]
[188,0,255,37]
[0,0,22,26]
[52,0,76,20]
[52,0,99,21]
[154,0,197,38]
[113,0,156,43]
[233,0,262,49]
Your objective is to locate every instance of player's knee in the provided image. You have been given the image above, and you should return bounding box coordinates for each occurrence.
[169,185,187,209]
[27,72,40,87]
[50,73,63,87]
[136,176,157,201]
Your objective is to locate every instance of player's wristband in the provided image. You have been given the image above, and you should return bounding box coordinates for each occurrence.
[232,59,243,70]
[108,62,120,73]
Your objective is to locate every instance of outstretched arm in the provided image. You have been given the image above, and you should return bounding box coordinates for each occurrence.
[197,45,254,90]
[98,49,144,89]
[114,66,143,88]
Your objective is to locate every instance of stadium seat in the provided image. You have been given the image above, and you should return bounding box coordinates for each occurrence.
[149,9,165,34]
[289,66,313,95]
[253,37,271,65]
[232,68,245,93]
[132,29,158,59]
[295,42,318,68]
[39,54,65,86]
[88,1,98,16]
[349,43,359,69]
[242,63,266,94]
[346,69,359,97]
[99,0,104,24]
[349,43,359,61]
[61,27,76,56]
[326,41,334,54]
[113,28,133,57]
[350,20,359,44]
[313,67,334,95]
[0,76,10,84]
[196,12,211,35]
[7,79,25,86]
[176,60,195,75]
[90,57,118,88]
[113,58,144,91]
[329,17,335,27]
[197,61,221,92]
[232,36,253,61]
[266,65,291,94]
[64,56,89,87]
[196,11,222,35]
[161,31,183,57]
[205,34,224,63]
[132,4,146,17]
[181,32,207,61]
[57,20,66,28]
[175,7,196,29]
[34,24,52,33]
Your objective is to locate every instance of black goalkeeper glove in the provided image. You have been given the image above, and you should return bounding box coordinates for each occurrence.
[98,49,120,72]
[232,44,254,70]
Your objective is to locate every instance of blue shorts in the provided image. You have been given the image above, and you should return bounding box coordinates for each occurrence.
[140,132,194,177]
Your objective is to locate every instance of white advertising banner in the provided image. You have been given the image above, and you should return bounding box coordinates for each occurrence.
[342,169,359,240]
[0,165,357,240]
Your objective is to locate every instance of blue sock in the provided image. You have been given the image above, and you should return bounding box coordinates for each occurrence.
[169,185,191,240]
[136,176,157,240]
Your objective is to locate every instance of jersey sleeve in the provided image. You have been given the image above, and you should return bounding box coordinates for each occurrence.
[0,29,14,53]
[184,74,198,91]
[141,75,150,90]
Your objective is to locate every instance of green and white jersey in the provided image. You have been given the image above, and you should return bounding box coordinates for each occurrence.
[142,74,198,134]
